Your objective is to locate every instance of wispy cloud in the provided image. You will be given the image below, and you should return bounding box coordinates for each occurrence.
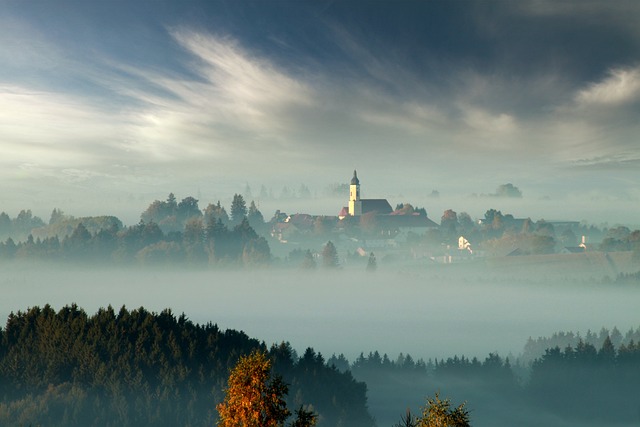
[105,30,318,163]
[575,66,640,107]
[2,0,640,216]
[0,86,127,169]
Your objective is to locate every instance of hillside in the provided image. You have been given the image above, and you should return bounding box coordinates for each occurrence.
[0,305,374,427]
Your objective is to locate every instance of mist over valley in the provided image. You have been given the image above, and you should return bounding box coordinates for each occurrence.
[3,0,640,425]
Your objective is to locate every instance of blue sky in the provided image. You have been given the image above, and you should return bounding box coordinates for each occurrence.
[1,0,640,223]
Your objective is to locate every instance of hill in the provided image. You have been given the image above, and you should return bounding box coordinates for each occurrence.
[0,305,374,427]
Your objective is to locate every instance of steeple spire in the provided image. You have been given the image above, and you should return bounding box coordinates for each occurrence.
[351,169,359,185]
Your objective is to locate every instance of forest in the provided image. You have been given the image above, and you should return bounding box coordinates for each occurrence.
[0,194,272,267]
[1,304,639,426]
[0,305,373,427]
[340,333,640,426]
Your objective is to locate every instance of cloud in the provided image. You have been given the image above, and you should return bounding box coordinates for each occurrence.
[0,86,127,169]
[576,67,640,106]
[460,107,517,136]
[98,30,319,165]
[0,28,320,180]
[166,30,312,128]
[1,2,639,216]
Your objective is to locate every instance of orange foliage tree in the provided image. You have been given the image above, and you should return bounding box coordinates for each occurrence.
[216,350,316,427]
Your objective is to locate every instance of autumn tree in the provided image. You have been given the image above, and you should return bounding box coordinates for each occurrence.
[417,393,470,427]
[204,201,230,226]
[217,351,289,427]
[441,209,459,240]
[217,350,316,427]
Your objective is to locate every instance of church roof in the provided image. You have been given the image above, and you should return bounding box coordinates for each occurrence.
[350,170,360,185]
[361,199,393,215]
[376,214,439,229]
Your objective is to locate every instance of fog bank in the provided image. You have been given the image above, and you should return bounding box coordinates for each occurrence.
[2,264,638,361]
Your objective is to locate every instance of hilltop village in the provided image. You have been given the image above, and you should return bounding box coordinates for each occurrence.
[1,170,639,278]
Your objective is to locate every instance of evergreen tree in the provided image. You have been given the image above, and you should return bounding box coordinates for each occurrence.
[230,194,247,223]
[177,196,202,223]
[394,409,418,427]
[322,241,339,269]
[247,201,265,229]
[290,406,318,427]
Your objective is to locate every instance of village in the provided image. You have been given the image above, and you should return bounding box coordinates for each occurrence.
[266,170,640,279]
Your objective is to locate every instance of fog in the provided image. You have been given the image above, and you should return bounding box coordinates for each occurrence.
[3,262,640,426]
[2,264,637,362]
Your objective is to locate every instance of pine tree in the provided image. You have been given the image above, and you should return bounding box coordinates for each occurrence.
[322,241,339,268]
[230,194,248,223]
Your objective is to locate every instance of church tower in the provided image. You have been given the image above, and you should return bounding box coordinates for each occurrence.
[348,170,362,216]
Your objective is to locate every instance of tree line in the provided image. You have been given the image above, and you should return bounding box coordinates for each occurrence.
[0,305,374,427]
[0,194,271,267]
[2,304,638,426]
[331,335,640,426]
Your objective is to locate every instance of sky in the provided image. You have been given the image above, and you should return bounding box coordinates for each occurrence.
[1,0,640,224]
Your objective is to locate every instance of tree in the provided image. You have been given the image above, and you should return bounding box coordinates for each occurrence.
[64,223,92,260]
[441,209,458,227]
[217,351,290,427]
[394,408,418,427]
[0,212,11,236]
[49,208,66,225]
[322,241,339,268]
[417,393,470,427]
[458,212,474,232]
[206,218,231,262]
[242,237,271,266]
[141,193,179,228]
[301,250,316,270]
[217,351,317,427]
[441,209,458,239]
[495,183,522,198]
[247,201,265,230]
[177,196,201,223]
[289,406,317,427]
[230,194,247,223]
[366,252,377,272]
[298,184,311,199]
[204,201,230,226]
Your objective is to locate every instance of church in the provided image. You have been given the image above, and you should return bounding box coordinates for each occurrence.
[338,170,393,219]
[338,170,439,237]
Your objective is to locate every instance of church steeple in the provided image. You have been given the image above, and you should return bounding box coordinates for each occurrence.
[351,169,360,185]
[348,169,361,216]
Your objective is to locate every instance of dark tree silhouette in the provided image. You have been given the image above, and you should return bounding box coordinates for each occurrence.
[322,241,339,268]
